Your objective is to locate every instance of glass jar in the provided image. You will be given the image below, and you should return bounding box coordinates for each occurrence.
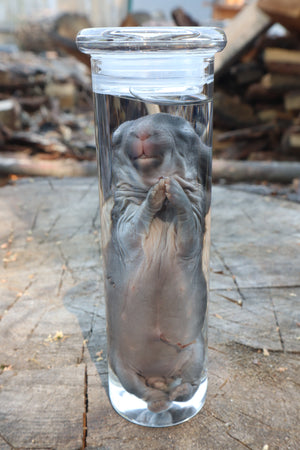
[76,27,226,427]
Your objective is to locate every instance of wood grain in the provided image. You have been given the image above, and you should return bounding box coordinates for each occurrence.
[0,178,299,448]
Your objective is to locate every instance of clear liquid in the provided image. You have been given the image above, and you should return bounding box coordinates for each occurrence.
[93,93,212,426]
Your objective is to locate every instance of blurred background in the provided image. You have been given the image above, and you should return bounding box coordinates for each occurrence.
[0,0,299,199]
[0,0,217,30]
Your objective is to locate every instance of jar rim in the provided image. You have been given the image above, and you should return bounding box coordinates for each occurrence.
[76,27,226,55]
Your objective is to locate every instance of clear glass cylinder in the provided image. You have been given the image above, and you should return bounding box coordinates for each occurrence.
[76,27,226,427]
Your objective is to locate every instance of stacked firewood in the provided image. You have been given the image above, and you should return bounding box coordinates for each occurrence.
[0,49,95,165]
[172,1,300,166]
[0,11,96,180]
[0,3,299,186]
[213,30,300,162]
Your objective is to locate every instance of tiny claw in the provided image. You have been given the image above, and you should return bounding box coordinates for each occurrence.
[169,383,193,402]
[147,398,171,413]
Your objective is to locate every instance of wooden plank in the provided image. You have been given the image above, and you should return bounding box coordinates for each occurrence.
[214,0,272,76]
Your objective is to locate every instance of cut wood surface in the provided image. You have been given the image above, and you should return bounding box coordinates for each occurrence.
[264,48,300,76]
[284,91,300,111]
[0,99,20,129]
[0,177,299,448]
[261,72,300,91]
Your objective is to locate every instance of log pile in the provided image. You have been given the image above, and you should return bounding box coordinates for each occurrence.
[213,1,300,164]
[0,12,95,184]
[0,4,299,188]
[0,48,96,180]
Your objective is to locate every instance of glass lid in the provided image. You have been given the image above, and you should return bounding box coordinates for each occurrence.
[76,27,227,54]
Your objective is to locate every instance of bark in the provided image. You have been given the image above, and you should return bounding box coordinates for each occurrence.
[213,159,300,183]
